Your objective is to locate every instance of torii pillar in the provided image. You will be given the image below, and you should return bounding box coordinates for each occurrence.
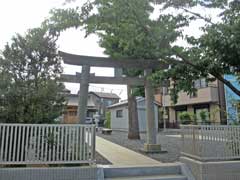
[144,69,161,152]
[77,65,90,124]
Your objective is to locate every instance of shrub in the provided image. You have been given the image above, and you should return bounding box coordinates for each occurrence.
[199,110,210,124]
[105,111,111,128]
[179,112,195,125]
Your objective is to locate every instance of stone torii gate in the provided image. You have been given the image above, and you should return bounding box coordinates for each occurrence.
[59,51,167,152]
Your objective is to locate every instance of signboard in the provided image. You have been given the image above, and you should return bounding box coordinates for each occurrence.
[224,75,240,124]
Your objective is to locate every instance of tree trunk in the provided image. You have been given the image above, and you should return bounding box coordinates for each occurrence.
[127,85,140,139]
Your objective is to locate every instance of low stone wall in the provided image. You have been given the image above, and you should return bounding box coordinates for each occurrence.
[0,166,103,180]
[180,156,240,180]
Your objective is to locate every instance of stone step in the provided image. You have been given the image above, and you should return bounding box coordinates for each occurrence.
[105,174,187,180]
[104,165,182,178]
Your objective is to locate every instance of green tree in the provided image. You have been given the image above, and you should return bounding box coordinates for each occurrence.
[105,111,111,129]
[46,0,186,138]
[0,27,66,123]
[46,0,240,103]
[152,0,240,102]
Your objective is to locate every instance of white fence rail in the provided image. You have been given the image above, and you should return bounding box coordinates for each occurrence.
[0,123,96,165]
[181,125,240,161]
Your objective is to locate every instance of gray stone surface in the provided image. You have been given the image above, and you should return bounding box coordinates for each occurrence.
[0,166,98,180]
[97,130,182,163]
[181,156,240,180]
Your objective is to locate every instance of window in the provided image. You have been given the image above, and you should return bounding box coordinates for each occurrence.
[109,100,114,106]
[193,79,208,89]
[105,99,113,106]
[69,111,77,116]
[116,109,123,118]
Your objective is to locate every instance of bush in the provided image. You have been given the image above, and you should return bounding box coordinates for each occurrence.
[199,110,210,124]
[105,111,111,128]
[179,112,196,125]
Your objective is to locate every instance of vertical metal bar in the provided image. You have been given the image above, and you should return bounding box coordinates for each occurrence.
[68,126,71,161]
[64,126,67,161]
[20,125,26,162]
[60,126,64,161]
[76,126,79,161]
[56,126,60,161]
[72,126,76,161]
[25,126,29,162]
[41,126,45,161]
[52,126,56,162]
[12,125,17,162]
[238,127,240,158]
[16,126,21,162]
[48,126,53,161]
[216,126,219,158]
[4,125,9,162]
[0,126,1,161]
[87,127,90,160]
[37,126,41,161]
[230,126,233,158]
[224,126,227,158]
[33,126,37,162]
[233,127,235,158]
[54,126,57,161]
[8,126,13,162]
[45,126,48,162]
[91,125,96,162]
[233,127,238,158]
[86,127,89,160]
[82,126,85,161]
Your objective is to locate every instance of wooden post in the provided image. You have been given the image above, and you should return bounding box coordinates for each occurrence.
[144,69,161,152]
[77,65,90,124]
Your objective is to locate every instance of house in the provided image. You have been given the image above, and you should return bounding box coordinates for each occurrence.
[63,91,120,124]
[161,78,226,128]
[107,97,160,132]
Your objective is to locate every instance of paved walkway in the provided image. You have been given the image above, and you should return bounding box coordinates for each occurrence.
[96,136,162,166]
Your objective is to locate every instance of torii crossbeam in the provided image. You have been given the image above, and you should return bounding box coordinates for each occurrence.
[59,51,168,152]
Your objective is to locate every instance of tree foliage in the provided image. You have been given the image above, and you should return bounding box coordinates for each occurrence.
[154,0,240,101]
[0,28,66,123]
[45,0,240,103]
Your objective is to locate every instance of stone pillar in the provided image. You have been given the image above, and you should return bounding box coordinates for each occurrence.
[127,85,140,139]
[78,65,90,124]
[144,69,161,152]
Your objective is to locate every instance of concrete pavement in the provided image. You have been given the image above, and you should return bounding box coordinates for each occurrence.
[96,136,162,166]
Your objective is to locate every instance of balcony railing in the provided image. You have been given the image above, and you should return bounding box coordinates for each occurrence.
[181,125,240,161]
[0,123,96,165]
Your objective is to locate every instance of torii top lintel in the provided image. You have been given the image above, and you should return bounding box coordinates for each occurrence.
[59,51,167,70]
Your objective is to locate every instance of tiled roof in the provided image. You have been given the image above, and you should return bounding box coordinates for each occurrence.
[89,91,120,99]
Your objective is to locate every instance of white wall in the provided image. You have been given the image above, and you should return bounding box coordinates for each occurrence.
[110,100,159,132]
[110,106,128,131]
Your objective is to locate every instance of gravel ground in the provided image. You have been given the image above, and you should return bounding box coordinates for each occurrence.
[97,130,182,163]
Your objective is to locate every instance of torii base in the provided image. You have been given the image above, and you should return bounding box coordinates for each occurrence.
[143,143,166,153]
